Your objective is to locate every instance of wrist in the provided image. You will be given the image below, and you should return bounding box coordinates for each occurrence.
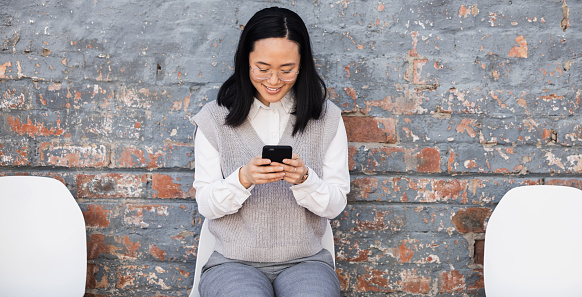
[238,166,253,189]
[295,167,309,185]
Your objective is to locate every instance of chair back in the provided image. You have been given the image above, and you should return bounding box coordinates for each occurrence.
[0,176,87,297]
[484,185,582,297]
[189,219,335,297]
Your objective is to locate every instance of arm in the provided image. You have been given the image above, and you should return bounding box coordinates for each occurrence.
[289,119,350,219]
[193,129,253,220]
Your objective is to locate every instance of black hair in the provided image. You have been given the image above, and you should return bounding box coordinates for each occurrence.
[216,6,327,136]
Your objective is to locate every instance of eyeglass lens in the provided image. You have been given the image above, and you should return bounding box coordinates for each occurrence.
[252,69,298,81]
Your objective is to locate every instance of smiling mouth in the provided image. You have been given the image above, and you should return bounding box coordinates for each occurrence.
[263,84,282,94]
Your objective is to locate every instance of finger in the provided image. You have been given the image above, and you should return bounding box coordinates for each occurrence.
[261,164,284,173]
[251,166,284,181]
[254,158,272,166]
[282,175,301,184]
[282,158,300,167]
[255,172,285,184]
[280,163,301,176]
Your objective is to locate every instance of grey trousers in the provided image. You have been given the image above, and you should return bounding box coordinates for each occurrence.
[199,249,340,297]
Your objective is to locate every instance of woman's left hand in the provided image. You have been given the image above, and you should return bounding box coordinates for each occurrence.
[279,153,308,185]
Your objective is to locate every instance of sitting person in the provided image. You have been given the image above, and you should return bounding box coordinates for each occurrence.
[193,6,350,297]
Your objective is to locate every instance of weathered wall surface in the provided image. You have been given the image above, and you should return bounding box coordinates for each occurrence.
[1,0,581,296]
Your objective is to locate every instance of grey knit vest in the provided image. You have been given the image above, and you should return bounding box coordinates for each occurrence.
[193,99,341,262]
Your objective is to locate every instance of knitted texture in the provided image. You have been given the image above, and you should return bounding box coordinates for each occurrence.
[193,99,341,262]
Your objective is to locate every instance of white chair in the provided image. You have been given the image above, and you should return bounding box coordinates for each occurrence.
[189,219,336,297]
[484,185,582,297]
[0,176,87,297]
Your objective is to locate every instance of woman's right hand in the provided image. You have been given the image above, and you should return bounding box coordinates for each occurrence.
[239,154,285,189]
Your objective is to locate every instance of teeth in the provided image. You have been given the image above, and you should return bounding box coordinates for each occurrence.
[266,86,279,91]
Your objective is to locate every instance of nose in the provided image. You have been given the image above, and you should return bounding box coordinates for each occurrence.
[267,71,281,84]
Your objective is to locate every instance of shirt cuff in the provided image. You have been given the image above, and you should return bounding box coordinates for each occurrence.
[290,166,317,193]
[225,167,254,201]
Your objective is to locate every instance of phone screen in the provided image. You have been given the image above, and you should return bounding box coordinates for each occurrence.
[262,145,292,163]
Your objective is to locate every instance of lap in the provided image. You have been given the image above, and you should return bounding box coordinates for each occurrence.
[273,260,340,297]
[199,250,339,297]
[199,262,274,297]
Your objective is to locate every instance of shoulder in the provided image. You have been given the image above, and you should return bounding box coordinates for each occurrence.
[194,100,228,122]
[320,100,342,123]
[323,100,341,116]
[198,100,227,115]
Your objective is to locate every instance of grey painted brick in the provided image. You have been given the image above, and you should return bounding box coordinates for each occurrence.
[2,0,581,295]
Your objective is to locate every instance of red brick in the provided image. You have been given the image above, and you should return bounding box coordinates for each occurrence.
[430,179,468,203]
[408,147,442,173]
[0,61,13,79]
[411,58,429,85]
[149,244,166,261]
[116,274,135,289]
[151,173,195,199]
[77,173,146,198]
[86,263,109,289]
[38,143,109,167]
[84,293,108,297]
[87,234,109,260]
[343,116,397,143]
[7,115,67,137]
[451,208,492,233]
[474,239,485,265]
[348,146,357,170]
[123,204,170,228]
[508,35,528,58]
[87,234,141,260]
[83,204,111,227]
[468,269,485,292]
[357,268,393,293]
[116,146,147,167]
[545,179,582,190]
[439,270,466,293]
[356,210,392,231]
[398,269,431,294]
[334,237,372,262]
[344,87,357,99]
[349,176,380,201]
[456,118,478,138]
[111,143,194,169]
[396,241,414,263]
[336,268,349,291]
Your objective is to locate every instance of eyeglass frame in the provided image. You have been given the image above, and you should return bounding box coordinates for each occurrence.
[250,67,300,82]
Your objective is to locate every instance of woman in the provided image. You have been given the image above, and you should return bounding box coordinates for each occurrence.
[193,7,349,297]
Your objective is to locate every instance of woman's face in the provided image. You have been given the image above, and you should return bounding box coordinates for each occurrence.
[249,38,300,106]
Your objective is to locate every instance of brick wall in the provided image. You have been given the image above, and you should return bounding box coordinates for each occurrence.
[1,1,580,296]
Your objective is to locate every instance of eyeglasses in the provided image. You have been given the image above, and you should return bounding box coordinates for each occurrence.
[250,67,299,82]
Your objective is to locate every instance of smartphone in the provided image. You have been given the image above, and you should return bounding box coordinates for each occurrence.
[262,145,292,163]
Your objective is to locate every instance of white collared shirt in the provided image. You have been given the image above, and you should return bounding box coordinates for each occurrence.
[193,94,349,220]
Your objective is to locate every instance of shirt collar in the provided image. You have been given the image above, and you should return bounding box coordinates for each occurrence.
[249,91,295,120]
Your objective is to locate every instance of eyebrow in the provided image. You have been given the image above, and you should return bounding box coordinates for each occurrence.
[255,61,297,67]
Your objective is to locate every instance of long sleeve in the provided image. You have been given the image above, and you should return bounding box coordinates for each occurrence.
[193,129,253,220]
[290,118,349,219]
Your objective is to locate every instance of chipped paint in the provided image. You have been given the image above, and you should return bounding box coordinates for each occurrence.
[2,1,580,295]
[8,116,66,137]
[39,143,109,167]
[508,35,528,58]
